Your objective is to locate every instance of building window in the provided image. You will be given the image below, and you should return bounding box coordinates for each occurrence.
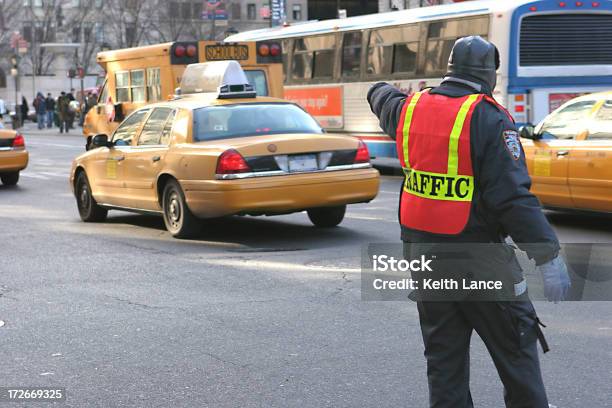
[34,25,44,42]
[23,0,32,6]
[72,26,80,43]
[169,2,179,18]
[146,67,161,102]
[193,1,203,18]
[181,2,191,19]
[33,0,43,6]
[231,3,241,19]
[95,23,104,43]
[22,25,32,42]
[83,26,92,43]
[247,3,256,20]
[292,4,302,21]
[95,0,103,8]
[125,25,136,45]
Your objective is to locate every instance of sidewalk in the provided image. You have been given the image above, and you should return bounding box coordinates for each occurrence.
[11,122,84,137]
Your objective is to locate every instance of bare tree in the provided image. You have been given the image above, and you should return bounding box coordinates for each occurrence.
[65,3,104,74]
[103,0,150,49]
[20,0,62,75]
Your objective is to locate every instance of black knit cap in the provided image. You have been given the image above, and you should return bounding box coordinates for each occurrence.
[447,36,500,91]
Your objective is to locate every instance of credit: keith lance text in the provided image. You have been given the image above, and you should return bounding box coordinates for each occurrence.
[372,278,503,291]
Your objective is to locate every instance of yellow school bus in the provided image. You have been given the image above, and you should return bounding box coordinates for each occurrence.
[83,40,283,149]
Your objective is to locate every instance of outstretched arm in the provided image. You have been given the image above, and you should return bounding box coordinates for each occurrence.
[367,83,407,140]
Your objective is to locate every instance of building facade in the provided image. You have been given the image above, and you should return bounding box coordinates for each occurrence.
[0,0,307,107]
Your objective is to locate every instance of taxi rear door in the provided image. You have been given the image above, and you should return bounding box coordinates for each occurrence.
[567,99,612,211]
[122,107,176,211]
[525,100,598,208]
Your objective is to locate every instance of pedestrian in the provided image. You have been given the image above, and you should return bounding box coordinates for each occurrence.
[67,89,76,129]
[45,93,55,128]
[57,91,70,133]
[33,92,46,130]
[20,96,29,125]
[367,36,570,408]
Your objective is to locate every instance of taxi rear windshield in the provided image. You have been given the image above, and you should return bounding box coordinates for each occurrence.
[192,103,323,141]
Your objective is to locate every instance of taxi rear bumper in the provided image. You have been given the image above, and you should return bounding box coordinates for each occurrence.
[0,149,28,173]
[181,167,380,218]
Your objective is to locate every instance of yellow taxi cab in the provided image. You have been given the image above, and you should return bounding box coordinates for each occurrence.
[520,91,612,212]
[70,61,380,237]
[0,129,28,186]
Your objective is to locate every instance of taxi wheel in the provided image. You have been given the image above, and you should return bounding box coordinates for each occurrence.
[307,205,346,228]
[0,171,19,186]
[75,172,108,222]
[162,179,199,239]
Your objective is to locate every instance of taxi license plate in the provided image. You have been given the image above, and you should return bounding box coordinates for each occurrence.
[205,44,249,61]
[289,154,318,172]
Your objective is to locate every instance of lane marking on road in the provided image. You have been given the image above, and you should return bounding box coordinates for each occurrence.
[27,142,82,149]
[346,214,395,222]
[20,173,49,180]
[205,258,361,273]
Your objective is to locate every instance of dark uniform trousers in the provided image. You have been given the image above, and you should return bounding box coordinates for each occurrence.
[417,299,549,408]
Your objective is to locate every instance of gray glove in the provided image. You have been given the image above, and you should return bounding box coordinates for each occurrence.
[538,255,571,303]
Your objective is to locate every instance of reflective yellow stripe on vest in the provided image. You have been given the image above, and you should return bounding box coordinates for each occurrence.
[401,91,423,170]
[401,94,480,202]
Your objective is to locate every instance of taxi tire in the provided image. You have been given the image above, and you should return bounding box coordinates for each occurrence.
[75,172,108,222]
[307,205,346,228]
[162,179,199,239]
[0,171,19,186]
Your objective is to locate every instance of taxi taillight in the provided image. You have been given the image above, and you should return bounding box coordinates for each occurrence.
[216,149,251,174]
[12,133,25,149]
[354,141,370,164]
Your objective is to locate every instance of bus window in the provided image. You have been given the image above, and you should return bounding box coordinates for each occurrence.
[425,17,488,75]
[292,34,336,81]
[367,25,420,77]
[147,67,162,102]
[130,69,146,102]
[282,39,291,83]
[244,70,268,96]
[115,71,130,102]
[98,79,108,104]
[341,32,362,78]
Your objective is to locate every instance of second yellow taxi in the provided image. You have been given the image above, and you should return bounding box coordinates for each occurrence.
[0,129,28,186]
[520,91,612,213]
[70,61,380,237]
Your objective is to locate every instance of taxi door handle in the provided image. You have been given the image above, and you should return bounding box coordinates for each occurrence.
[113,156,125,162]
[556,151,569,157]
[152,155,161,162]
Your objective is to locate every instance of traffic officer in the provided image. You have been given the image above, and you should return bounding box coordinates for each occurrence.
[367,36,571,407]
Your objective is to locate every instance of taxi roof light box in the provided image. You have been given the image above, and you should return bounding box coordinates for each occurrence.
[180,61,256,99]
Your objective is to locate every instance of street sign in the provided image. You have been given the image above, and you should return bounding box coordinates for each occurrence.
[271,0,284,27]
[203,0,228,20]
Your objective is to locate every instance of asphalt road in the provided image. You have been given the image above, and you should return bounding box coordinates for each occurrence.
[1,127,611,407]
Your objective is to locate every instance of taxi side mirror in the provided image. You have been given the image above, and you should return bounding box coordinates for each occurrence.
[91,133,111,148]
[519,124,539,140]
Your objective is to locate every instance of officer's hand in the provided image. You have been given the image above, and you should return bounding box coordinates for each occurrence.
[538,255,571,303]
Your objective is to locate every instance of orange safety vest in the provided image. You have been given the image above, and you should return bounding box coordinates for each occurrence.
[396,90,485,235]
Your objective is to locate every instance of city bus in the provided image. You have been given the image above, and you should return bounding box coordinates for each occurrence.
[226,0,612,158]
[83,40,283,149]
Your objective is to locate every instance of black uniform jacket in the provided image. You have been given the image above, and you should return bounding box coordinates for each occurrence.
[367,79,560,265]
